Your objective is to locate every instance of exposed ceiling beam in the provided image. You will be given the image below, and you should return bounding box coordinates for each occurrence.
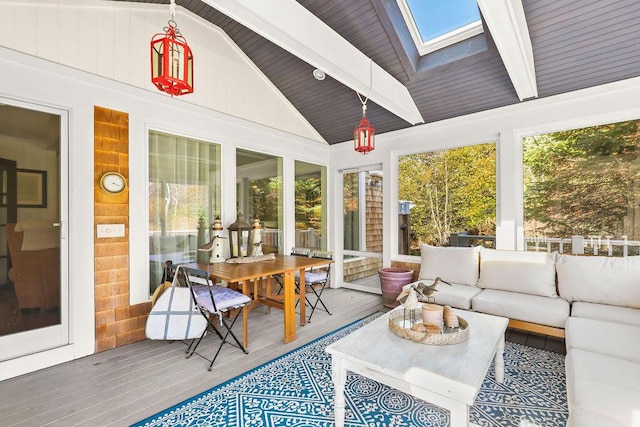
[200,0,424,125]
[476,0,538,100]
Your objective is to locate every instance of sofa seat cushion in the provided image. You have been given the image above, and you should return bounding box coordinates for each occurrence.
[567,408,627,427]
[403,281,482,310]
[565,317,640,363]
[557,254,640,309]
[418,244,480,287]
[472,289,569,328]
[566,349,640,427]
[477,248,558,298]
[571,301,640,327]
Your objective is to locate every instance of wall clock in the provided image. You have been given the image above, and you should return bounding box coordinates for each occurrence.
[99,171,127,195]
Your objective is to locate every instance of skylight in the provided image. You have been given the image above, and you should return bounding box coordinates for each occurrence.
[397,0,483,56]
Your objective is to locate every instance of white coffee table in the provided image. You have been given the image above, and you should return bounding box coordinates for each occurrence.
[325,308,509,427]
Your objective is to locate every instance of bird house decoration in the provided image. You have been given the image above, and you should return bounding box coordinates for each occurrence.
[197,215,227,263]
[150,0,194,96]
[250,217,264,257]
[228,213,251,258]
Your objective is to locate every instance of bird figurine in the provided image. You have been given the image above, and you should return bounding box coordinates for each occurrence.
[395,277,453,329]
[198,234,227,251]
[395,286,421,327]
[398,277,453,304]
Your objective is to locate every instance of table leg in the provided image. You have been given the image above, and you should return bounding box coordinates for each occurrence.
[283,270,296,343]
[448,401,469,427]
[242,303,248,349]
[331,356,346,427]
[234,281,249,348]
[298,268,306,326]
[264,276,272,314]
[495,334,505,383]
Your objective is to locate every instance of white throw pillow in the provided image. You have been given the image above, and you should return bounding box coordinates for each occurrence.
[418,244,480,286]
[556,254,640,309]
[477,248,558,298]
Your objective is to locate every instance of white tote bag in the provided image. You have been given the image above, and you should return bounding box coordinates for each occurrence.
[145,266,209,340]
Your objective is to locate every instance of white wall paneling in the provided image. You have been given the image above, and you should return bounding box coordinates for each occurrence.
[0,0,325,143]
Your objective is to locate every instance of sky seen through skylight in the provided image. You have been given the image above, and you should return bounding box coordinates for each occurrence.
[406,0,481,42]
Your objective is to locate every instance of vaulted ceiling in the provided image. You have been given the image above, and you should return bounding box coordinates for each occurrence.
[116,0,640,145]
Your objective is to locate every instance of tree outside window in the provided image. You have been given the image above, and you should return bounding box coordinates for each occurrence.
[398,143,496,254]
[523,120,640,256]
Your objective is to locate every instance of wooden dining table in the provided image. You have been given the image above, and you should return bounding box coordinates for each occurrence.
[186,254,333,345]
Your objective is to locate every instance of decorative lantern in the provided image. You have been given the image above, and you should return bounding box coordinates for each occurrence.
[150,0,194,96]
[354,95,375,154]
[228,213,251,258]
[250,217,263,257]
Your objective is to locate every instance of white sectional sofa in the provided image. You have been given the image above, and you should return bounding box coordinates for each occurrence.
[559,255,640,427]
[404,244,640,426]
[410,244,570,335]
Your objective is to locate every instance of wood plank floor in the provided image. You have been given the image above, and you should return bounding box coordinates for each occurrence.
[0,289,566,427]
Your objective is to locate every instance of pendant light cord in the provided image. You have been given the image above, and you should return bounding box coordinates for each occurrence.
[356,58,373,115]
[169,0,176,21]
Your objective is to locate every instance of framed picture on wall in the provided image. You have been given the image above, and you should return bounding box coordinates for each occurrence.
[17,169,47,208]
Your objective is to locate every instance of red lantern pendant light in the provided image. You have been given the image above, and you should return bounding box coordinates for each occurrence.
[150,0,194,96]
[354,91,375,154]
[354,101,375,154]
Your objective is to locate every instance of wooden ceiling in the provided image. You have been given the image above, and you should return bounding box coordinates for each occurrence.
[115,0,640,144]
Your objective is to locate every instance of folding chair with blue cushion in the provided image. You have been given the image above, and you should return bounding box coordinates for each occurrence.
[169,264,251,371]
[299,250,333,322]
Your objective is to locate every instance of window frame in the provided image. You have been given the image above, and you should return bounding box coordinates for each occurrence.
[392,137,498,262]
[396,0,484,56]
[294,159,328,251]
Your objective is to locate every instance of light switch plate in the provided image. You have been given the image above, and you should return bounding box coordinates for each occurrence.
[97,224,125,238]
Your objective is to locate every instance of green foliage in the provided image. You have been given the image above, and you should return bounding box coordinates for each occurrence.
[343,173,360,250]
[523,120,640,238]
[248,177,282,223]
[398,143,496,247]
[295,177,322,231]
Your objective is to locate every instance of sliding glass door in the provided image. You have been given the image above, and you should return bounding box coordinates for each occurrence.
[341,166,383,294]
[0,100,68,362]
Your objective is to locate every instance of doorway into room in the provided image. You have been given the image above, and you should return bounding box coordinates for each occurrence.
[0,100,68,362]
[341,165,383,294]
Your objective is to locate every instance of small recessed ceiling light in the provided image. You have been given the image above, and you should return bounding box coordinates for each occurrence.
[313,69,326,80]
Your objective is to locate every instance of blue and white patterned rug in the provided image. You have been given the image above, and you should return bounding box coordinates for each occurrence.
[132,313,568,426]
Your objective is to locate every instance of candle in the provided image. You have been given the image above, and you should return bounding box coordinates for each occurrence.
[421,303,444,325]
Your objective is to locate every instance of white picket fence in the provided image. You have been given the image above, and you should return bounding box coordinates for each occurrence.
[524,235,640,257]
[261,227,321,250]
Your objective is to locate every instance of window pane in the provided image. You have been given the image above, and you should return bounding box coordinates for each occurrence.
[295,161,326,251]
[342,168,383,290]
[398,143,496,255]
[405,0,481,42]
[523,120,640,256]
[148,131,221,294]
[237,149,283,254]
[343,172,360,251]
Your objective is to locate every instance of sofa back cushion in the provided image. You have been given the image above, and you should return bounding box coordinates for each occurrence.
[419,244,480,286]
[477,248,558,297]
[556,254,640,308]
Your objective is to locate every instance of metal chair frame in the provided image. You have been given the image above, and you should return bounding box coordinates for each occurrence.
[298,250,333,322]
[271,248,333,321]
[168,264,250,371]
